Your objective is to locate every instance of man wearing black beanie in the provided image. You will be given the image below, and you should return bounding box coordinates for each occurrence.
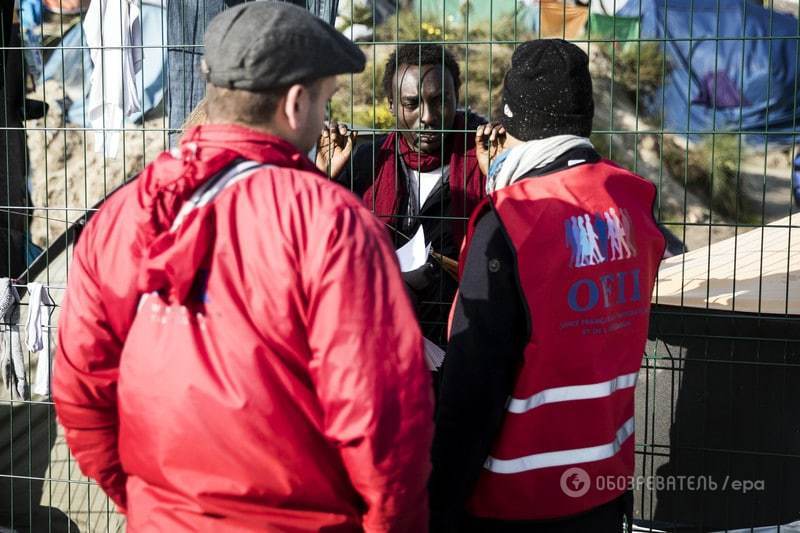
[431,40,666,532]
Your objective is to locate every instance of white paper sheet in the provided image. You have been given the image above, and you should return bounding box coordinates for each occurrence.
[423,337,445,371]
[395,225,431,273]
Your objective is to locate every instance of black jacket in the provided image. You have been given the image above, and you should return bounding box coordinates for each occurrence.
[337,112,486,344]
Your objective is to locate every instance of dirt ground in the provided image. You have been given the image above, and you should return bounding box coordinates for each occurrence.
[25,81,168,249]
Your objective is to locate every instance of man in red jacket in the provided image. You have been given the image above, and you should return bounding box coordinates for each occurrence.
[53,3,433,531]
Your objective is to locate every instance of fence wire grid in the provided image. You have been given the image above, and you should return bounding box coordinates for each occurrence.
[1,0,799,531]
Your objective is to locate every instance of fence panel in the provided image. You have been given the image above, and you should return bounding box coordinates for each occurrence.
[1,0,798,531]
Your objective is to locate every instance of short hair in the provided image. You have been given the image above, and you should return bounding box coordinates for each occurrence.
[382,44,461,102]
[181,98,209,131]
[205,81,321,126]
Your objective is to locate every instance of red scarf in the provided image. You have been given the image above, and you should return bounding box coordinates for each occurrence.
[362,114,485,247]
[136,124,321,303]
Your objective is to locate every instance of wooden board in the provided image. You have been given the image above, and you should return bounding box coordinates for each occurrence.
[653,215,800,314]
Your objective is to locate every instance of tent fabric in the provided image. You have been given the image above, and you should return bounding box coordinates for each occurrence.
[590,0,631,14]
[618,0,800,143]
[793,152,800,206]
[588,12,639,48]
[539,1,589,38]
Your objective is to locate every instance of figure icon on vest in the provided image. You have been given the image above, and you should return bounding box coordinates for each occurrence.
[567,213,606,267]
[619,207,637,256]
[567,207,637,267]
[605,207,634,261]
[584,213,605,265]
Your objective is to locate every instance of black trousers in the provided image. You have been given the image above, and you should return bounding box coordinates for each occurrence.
[459,492,632,533]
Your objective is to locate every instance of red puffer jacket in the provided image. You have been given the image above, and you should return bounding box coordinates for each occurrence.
[53,125,434,532]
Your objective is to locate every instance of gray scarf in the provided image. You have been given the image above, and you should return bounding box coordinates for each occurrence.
[485,135,594,194]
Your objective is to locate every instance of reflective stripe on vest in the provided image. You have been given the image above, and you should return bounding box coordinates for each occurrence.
[506,371,638,414]
[484,416,634,474]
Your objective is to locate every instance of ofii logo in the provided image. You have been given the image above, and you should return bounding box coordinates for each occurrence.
[565,207,636,268]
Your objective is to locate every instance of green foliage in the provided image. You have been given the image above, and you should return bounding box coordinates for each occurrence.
[593,40,669,113]
[453,43,512,120]
[590,133,612,159]
[662,134,755,222]
[332,3,752,226]
[614,42,669,96]
[334,10,518,123]
[374,10,428,42]
[330,98,395,130]
[329,51,392,127]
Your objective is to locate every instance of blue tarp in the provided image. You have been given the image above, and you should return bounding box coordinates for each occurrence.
[619,0,800,143]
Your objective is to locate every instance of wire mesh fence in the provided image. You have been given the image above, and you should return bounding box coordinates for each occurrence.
[1,0,799,531]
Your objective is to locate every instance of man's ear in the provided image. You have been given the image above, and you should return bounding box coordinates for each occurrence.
[283,84,307,131]
[388,98,395,114]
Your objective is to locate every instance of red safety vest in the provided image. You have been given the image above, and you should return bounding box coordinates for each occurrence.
[457,160,665,520]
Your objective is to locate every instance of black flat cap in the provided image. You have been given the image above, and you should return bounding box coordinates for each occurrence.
[203,2,366,91]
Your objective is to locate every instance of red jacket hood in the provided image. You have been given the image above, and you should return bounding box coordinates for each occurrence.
[135,124,321,303]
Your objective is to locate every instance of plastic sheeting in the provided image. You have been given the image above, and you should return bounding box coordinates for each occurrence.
[619,0,800,143]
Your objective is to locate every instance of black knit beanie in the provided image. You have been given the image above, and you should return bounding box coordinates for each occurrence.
[501,39,594,141]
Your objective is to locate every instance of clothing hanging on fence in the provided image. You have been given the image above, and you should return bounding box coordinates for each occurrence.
[167,0,228,146]
[166,0,320,146]
[0,279,56,400]
[84,0,144,158]
[0,279,25,401]
[26,283,53,398]
[45,3,166,129]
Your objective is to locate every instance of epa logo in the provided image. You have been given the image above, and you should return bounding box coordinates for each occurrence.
[560,467,591,498]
